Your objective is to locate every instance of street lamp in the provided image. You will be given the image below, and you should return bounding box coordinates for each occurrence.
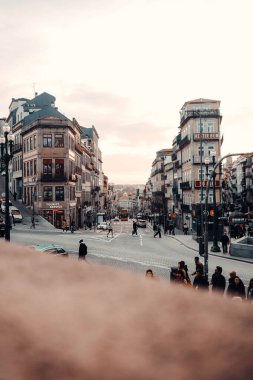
[210,151,221,252]
[0,123,14,241]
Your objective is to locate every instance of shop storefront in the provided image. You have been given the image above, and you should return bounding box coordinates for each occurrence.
[42,202,65,228]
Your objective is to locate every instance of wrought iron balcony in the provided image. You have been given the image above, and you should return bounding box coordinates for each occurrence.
[180,181,192,190]
[40,173,67,182]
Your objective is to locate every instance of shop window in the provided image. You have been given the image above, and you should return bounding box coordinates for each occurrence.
[55,186,64,201]
[43,134,52,147]
[43,186,53,201]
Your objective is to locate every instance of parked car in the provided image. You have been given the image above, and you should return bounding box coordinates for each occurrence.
[136,219,147,228]
[32,244,69,257]
[1,200,13,213]
[114,216,119,222]
[10,206,23,223]
[97,222,108,230]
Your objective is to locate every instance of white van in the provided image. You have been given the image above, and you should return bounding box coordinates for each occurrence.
[1,200,13,213]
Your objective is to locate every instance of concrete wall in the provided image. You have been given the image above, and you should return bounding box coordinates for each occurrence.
[230,237,253,258]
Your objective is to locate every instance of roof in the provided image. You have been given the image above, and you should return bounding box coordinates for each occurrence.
[23,92,56,110]
[81,127,93,138]
[181,98,220,109]
[22,106,69,126]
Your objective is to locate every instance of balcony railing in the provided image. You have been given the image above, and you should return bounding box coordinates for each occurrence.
[195,180,220,188]
[180,109,221,125]
[179,135,190,148]
[175,160,182,169]
[181,204,190,212]
[40,173,67,182]
[171,153,177,161]
[12,143,22,153]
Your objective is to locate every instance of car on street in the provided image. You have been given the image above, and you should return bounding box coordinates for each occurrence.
[31,244,69,257]
[113,216,119,221]
[97,222,108,230]
[10,206,23,223]
[136,219,147,228]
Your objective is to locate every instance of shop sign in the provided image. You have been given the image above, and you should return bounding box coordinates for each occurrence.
[46,202,63,209]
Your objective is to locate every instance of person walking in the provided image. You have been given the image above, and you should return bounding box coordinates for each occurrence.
[78,239,87,260]
[154,223,161,238]
[220,232,229,253]
[191,256,204,276]
[62,219,68,232]
[193,270,209,291]
[70,221,75,233]
[132,220,138,236]
[107,222,113,238]
[227,276,246,300]
[30,216,35,229]
[12,214,16,227]
[211,266,226,294]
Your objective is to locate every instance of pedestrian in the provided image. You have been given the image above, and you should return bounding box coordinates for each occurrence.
[78,239,87,260]
[13,191,17,201]
[70,221,75,233]
[228,271,237,285]
[62,219,67,232]
[191,256,204,276]
[145,269,159,281]
[168,223,173,235]
[153,222,157,233]
[193,270,209,291]
[30,216,35,229]
[12,214,16,227]
[183,222,188,235]
[227,276,246,300]
[247,278,253,301]
[211,266,226,294]
[220,232,229,253]
[107,222,113,238]
[154,223,161,238]
[132,220,138,236]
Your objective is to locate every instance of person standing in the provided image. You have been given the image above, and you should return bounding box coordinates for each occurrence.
[211,266,226,294]
[154,224,161,238]
[78,239,87,260]
[107,222,113,238]
[220,232,229,253]
[132,220,138,236]
[30,216,35,229]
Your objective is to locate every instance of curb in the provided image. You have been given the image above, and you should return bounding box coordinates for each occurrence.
[168,235,253,264]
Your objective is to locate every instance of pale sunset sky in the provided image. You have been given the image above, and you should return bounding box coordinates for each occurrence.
[0,0,253,184]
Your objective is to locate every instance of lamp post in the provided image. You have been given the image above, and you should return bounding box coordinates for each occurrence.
[210,151,221,252]
[203,152,253,281]
[0,123,14,242]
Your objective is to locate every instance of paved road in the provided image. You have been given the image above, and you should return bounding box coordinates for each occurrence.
[7,219,253,286]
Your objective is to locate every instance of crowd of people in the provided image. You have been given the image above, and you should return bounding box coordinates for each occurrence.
[146,257,253,302]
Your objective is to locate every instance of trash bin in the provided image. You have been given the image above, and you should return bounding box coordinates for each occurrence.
[170,266,178,282]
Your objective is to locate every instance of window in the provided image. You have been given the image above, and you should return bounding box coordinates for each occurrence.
[43,186,53,201]
[24,139,26,153]
[30,161,33,177]
[55,133,64,148]
[34,134,37,149]
[43,134,52,147]
[55,159,64,177]
[55,186,64,201]
[27,162,30,177]
[34,159,37,175]
[43,159,52,175]
[70,186,75,200]
[30,136,33,150]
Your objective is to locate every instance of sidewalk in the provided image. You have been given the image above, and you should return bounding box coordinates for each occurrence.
[167,232,253,264]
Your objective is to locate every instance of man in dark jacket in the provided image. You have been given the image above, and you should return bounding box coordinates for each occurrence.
[211,266,226,294]
[193,271,209,290]
[220,232,229,253]
[78,240,87,260]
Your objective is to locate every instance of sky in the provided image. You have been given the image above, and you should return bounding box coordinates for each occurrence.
[0,0,253,184]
